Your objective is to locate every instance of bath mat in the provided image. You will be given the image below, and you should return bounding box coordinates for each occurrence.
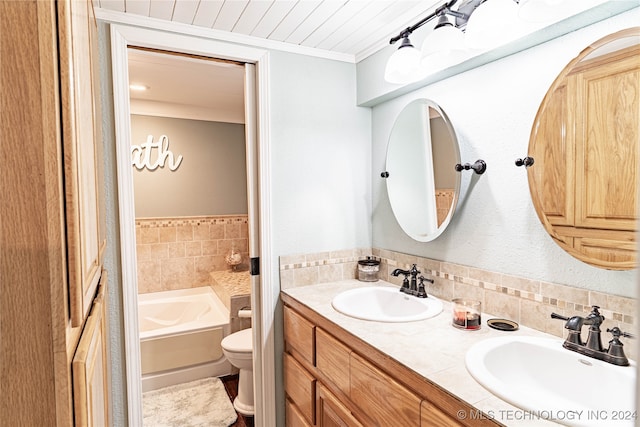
[143,377,238,427]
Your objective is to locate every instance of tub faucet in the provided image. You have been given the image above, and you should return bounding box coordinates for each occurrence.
[551,306,633,366]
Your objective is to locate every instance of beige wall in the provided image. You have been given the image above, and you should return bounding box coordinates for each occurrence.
[131,115,247,217]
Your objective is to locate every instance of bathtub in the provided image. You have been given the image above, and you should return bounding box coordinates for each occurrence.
[138,286,232,391]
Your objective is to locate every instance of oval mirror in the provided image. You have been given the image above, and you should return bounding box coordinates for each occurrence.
[385,99,461,242]
[528,27,640,270]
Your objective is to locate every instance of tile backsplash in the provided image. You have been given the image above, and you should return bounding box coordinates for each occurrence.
[280,247,637,360]
[136,215,249,293]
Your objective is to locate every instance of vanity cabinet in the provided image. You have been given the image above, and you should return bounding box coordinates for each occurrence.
[1,1,108,424]
[282,300,500,427]
[529,43,639,268]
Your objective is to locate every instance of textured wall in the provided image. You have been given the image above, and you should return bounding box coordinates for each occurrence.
[372,9,639,298]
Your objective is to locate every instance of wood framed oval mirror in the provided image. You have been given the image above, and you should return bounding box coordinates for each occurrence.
[385,99,461,242]
[527,27,640,270]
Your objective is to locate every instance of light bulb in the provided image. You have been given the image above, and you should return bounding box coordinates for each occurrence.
[384,38,428,84]
[465,0,521,50]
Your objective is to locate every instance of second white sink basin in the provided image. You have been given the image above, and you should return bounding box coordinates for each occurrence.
[331,286,443,322]
[466,336,636,426]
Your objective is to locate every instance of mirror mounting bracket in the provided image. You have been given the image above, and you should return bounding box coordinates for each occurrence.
[455,159,486,175]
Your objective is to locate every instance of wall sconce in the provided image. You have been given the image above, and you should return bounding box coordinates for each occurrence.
[384,0,589,84]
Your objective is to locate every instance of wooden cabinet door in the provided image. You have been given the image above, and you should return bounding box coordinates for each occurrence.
[349,353,421,426]
[316,328,350,395]
[284,306,316,367]
[72,273,109,427]
[574,51,640,231]
[284,352,316,426]
[420,399,462,426]
[317,383,363,427]
[286,398,314,427]
[58,0,105,327]
[528,81,575,227]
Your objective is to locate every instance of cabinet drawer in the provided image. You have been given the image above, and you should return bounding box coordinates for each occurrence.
[284,306,315,366]
[316,328,351,395]
[284,352,316,425]
[317,383,363,427]
[349,353,421,426]
[286,397,313,427]
[421,400,462,426]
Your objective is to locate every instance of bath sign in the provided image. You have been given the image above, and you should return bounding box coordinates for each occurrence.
[131,135,183,171]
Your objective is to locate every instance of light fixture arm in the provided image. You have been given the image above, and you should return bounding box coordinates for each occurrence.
[389,0,461,44]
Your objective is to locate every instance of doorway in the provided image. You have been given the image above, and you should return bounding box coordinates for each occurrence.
[109,24,275,426]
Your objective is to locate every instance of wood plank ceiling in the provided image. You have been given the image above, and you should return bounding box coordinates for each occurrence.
[95,0,443,62]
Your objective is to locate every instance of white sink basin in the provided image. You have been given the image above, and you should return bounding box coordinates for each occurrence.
[331,286,443,322]
[466,336,636,426]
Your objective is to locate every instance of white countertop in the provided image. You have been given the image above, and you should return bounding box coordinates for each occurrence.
[282,279,562,427]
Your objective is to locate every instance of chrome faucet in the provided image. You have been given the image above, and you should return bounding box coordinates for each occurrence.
[551,306,633,366]
[391,264,433,298]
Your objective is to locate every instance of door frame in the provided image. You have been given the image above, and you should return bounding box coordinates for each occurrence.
[108,22,274,426]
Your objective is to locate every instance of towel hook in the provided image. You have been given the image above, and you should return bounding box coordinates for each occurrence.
[455,159,486,175]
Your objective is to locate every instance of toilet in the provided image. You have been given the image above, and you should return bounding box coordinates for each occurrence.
[221,327,254,416]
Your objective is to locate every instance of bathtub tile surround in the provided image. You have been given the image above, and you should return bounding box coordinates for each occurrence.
[136,215,249,293]
[210,270,251,334]
[279,248,637,360]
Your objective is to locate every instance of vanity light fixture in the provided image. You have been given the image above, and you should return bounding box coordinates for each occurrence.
[464,0,521,50]
[420,14,466,70]
[384,32,426,84]
[385,0,589,84]
[385,0,470,84]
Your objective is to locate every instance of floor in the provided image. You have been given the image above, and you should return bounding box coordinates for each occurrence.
[221,375,254,427]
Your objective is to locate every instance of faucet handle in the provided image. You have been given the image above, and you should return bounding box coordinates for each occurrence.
[607,327,635,340]
[415,276,434,299]
[551,313,569,321]
[606,327,632,366]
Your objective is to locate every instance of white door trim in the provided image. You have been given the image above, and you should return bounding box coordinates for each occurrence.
[108,22,274,426]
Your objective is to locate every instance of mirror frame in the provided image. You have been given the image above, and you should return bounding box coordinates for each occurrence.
[385,99,461,242]
[527,27,640,270]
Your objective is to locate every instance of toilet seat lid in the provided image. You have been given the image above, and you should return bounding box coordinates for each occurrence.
[222,328,253,352]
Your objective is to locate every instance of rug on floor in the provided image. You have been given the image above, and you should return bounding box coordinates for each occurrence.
[143,377,238,427]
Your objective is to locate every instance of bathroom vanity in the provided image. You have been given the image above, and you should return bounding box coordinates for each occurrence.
[281,280,565,427]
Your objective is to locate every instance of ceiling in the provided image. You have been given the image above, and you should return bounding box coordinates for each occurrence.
[127,49,247,123]
[111,0,445,124]
[95,0,443,62]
